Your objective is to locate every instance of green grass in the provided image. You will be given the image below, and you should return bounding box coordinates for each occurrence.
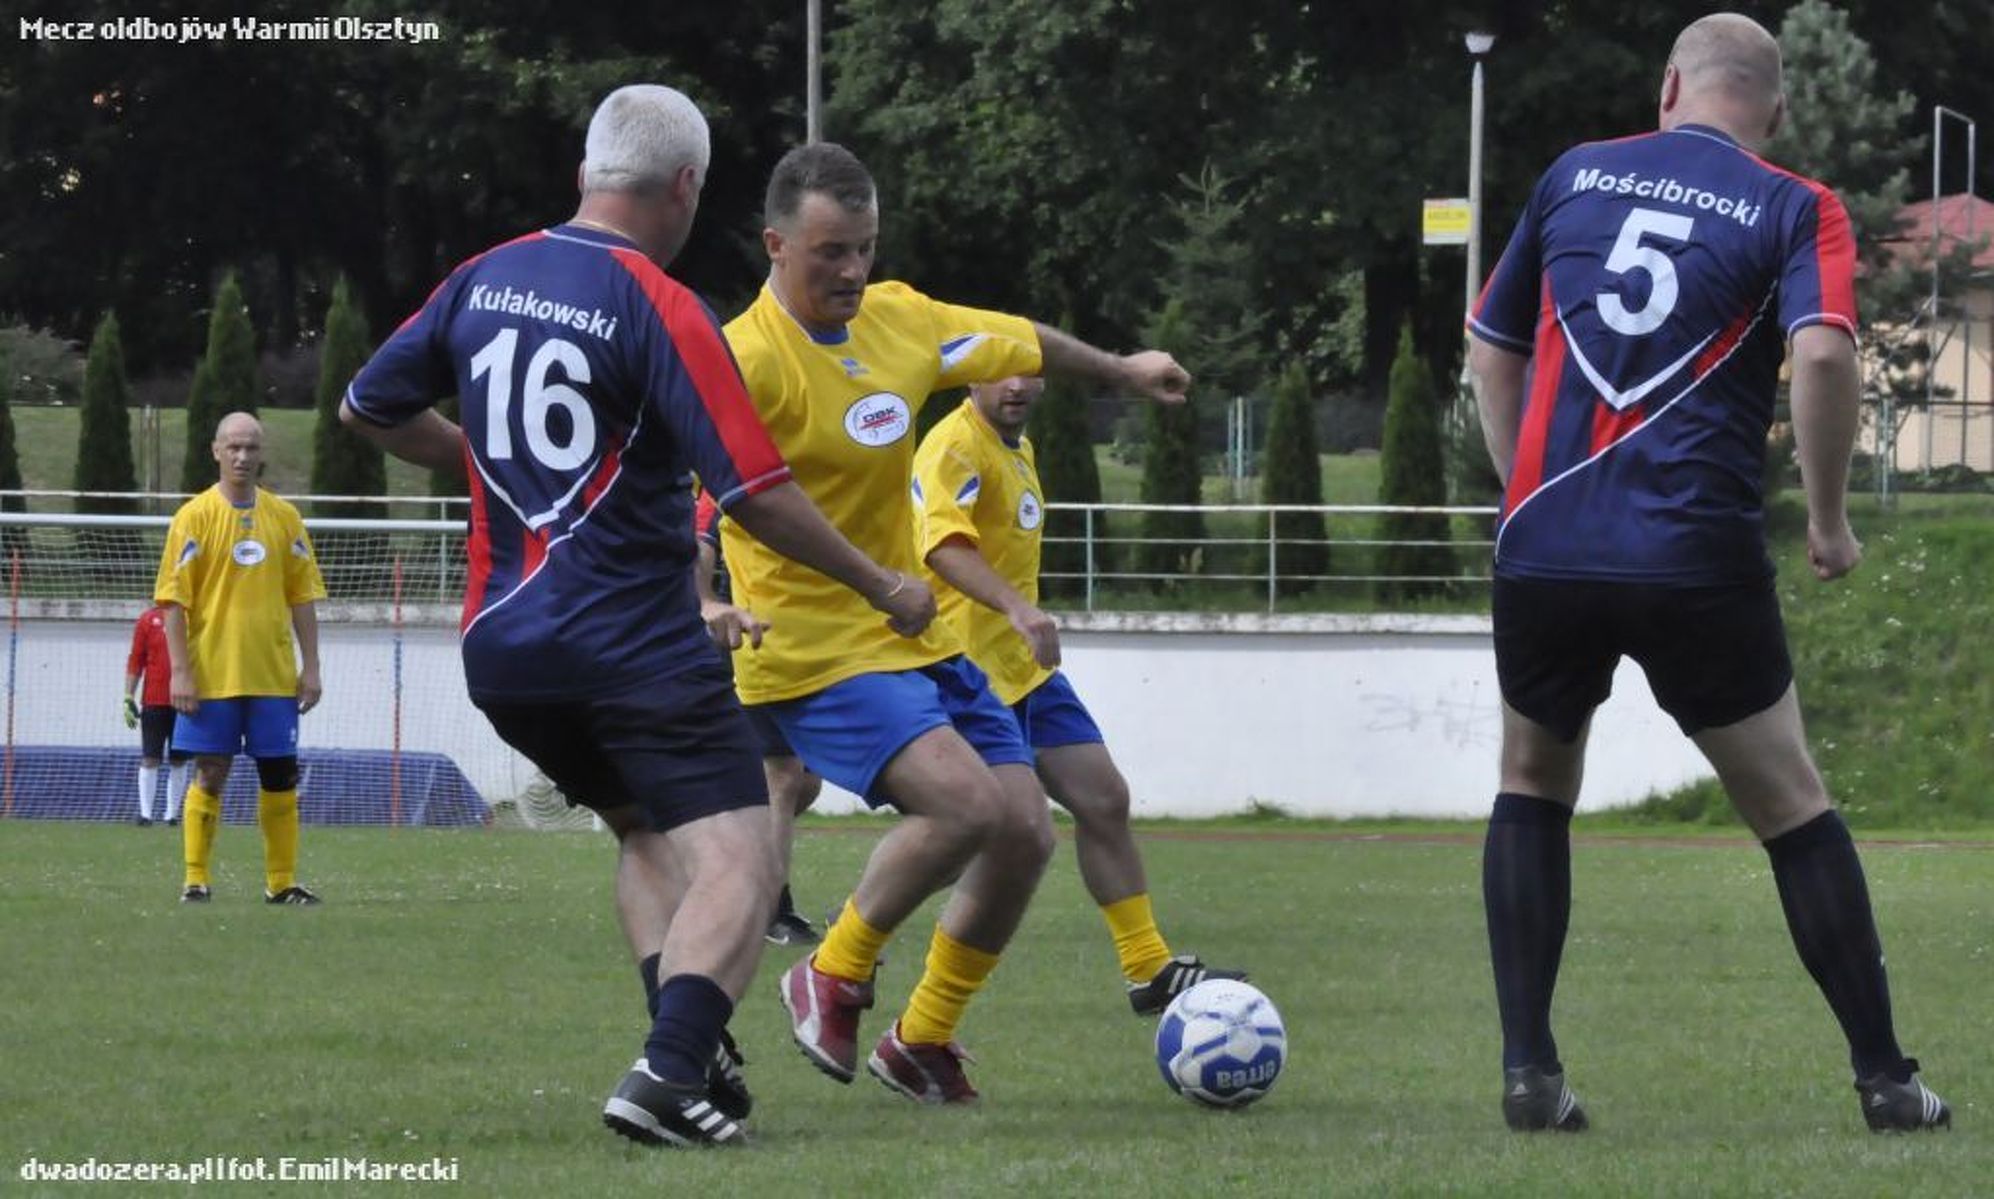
[1092,447,1382,506]
[11,406,439,510]
[1630,495,1994,829]
[3,821,1985,1195]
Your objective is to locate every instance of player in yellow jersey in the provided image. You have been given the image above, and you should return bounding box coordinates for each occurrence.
[913,375,1246,1015]
[155,412,327,905]
[724,142,1190,1103]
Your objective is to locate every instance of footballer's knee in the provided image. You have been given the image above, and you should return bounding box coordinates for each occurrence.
[1061,773,1131,832]
[254,756,299,793]
[928,769,1008,850]
[194,757,231,794]
[992,767,1057,867]
[766,756,822,817]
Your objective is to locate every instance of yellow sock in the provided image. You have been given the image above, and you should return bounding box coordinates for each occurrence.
[1101,893,1174,983]
[813,898,891,984]
[258,788,300,894]
[183,783,220,887]
[898,926,1000,1046]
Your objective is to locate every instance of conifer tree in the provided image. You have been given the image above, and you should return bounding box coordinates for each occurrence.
[1029,373,1107,602]
[310,277,385,517]
[182,272,259,492]
[1260,360,1326,594]
[1377,325,1454,600]
[75,311,138,516]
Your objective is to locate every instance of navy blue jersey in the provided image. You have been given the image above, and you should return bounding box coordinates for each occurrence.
[346,224,791,701]
[1471,124,1856,584]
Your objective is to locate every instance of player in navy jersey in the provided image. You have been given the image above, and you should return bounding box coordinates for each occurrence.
[692,489,827,945]
[340,84,933,1148]
[1468,14,1947,1134]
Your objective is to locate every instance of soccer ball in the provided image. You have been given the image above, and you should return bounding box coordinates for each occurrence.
[1154,979,1286,1108]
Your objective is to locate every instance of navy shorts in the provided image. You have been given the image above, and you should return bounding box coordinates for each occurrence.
[1493,575,1793,743]
[758,655,1030,807]
[1011,671,1106,753]
[716,646,797,758]
[138,705,193,762]
[175,696,299,759]
[476,660,768,832]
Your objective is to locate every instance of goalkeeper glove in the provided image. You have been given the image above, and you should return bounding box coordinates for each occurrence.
[122,696,140,729]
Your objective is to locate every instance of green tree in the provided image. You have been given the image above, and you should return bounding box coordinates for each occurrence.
[1029,374,1106,603]
[1135,168,1269,586]
[308,277,387,598]
[309,277,385,516]
[1138,300,1204,583]
[74,311,138,515]
[181,272,259,492]
[1260,360,1326,595]
[1768,0,1971,480]
[1377,325,1454,601]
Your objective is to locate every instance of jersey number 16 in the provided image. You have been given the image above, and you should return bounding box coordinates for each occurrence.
[469,329,598,471]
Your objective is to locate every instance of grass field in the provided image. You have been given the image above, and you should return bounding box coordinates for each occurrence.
[3,820,1984,1195]
[10,406,438,509]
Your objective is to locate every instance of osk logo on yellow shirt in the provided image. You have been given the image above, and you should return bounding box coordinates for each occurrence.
[231,540,267,566]
[844,392,912,447]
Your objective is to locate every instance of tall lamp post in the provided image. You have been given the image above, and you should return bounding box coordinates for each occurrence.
[806,0,823,143]
[1464,31,1496,323]
[1457,31,1498,415]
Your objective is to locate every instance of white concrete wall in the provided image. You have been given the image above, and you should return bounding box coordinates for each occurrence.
[16,606,1712,819]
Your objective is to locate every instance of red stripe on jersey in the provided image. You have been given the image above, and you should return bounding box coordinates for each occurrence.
[693,489,721,541]
[1808,187,1858,327]
[1589,400,1644,456]
[1739,152,1860,329]
[610,248,789,500]
[1694,308,1757,378]
[1504,277,1564,517]
[520,525,549,582]
[580,434,625,510]
[392,230,548,337]
[460,443,493,633]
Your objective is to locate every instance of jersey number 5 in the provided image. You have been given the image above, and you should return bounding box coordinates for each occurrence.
[1598,208,1694,337]
[469,329,597,470]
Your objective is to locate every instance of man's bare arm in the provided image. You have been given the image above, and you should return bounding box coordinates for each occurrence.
[339,402,466,476]
[926,537,1059,668]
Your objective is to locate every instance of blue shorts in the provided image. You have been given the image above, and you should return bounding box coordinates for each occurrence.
[476,660,767,833]
[1011,671,1106,752]
[174,696,300,759]
[759,656,1030,807]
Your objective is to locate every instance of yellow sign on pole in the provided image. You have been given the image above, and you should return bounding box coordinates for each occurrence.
[1423,198,1471,246]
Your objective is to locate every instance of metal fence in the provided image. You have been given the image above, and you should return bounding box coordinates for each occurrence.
[0,493,1498,613]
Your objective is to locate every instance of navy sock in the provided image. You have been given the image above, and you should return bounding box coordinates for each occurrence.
[1763,811,1906,1080]
[646,974,734,1087]
[638,953,662,1020]
[1483,792,1573,1072]
[776,884,797,920]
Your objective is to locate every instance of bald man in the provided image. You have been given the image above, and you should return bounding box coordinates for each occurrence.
[155,411,327,905]
[1467,13,1949,1133]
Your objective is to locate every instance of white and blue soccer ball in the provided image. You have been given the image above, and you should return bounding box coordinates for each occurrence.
[1154,978,1286,1108]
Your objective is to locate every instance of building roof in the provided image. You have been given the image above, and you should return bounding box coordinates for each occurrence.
[1886,194,1994,271]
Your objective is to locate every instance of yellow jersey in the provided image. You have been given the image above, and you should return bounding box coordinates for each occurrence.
[912,398,1053,705]
[153,486,327,698]
[721,281,1043,703]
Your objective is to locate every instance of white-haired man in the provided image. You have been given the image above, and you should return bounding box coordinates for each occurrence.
[342,84,932,1148]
